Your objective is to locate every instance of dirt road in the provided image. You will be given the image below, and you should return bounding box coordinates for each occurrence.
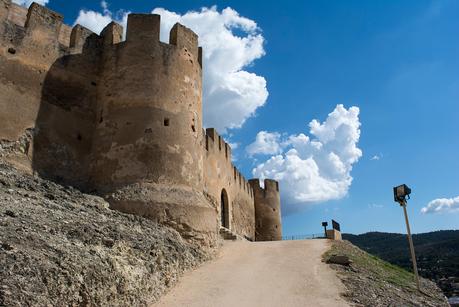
[154,239,349,307]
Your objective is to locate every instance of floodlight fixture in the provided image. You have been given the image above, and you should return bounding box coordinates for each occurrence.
[393,184,411,204]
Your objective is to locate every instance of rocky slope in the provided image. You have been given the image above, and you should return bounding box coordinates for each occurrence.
[323,240,449,307]
[0,161,213,306]
[343,231,459,298]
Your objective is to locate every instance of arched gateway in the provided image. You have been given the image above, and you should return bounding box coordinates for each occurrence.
[220,189,229,228]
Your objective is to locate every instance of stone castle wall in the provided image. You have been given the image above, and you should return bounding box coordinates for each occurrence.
[203,128,255,240]
[0,2,63,144]
[0,1,281,244]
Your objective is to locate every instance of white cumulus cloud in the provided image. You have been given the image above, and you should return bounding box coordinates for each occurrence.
[421,196,459,214]
[73,4,267,133]
[74,1,129,35]
[12,0,48,7]
[246,131,282,156]
[250,104,362,214]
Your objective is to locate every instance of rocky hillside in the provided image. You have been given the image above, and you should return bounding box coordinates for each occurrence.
[0,161,213,306]
[323,240,448,307]
[344,231,459,298]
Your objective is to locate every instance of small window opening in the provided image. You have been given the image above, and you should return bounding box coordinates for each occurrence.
[272,208,276,212]
[191,125,196,132]
[91,81,97,86]
[164,118,170,126]
[77,133,82,141]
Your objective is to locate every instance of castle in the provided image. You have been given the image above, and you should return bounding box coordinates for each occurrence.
[0,1,282,245]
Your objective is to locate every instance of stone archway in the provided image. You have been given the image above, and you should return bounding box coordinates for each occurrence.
[220,189,230,228]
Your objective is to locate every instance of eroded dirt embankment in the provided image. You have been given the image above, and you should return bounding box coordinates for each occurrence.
[0,161,213,306]
[324,240,449,307]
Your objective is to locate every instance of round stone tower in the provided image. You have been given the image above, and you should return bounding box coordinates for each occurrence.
[249,179,282,241]
[90,14,204,191]
[87,15,217,247]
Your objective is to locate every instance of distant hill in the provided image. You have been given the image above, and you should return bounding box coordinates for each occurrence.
[343,230,459,298]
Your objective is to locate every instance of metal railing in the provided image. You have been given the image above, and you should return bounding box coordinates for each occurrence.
[282,233,325,240]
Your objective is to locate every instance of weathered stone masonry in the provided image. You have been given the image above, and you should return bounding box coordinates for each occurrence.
[0,1,282,245]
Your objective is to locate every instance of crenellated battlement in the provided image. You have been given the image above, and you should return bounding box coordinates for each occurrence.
[99,15,201,66]
[25,2,62,34]
[69,24,94,52]
[100,21,123,46]
[234,167,253,198]
[2,2,63,41]
[205,128,232,162]
[249,179,280,194]
[170,23,198,57]
[2,2,75,60]
[126,14,160,43]
[264,179,280,192]
[203,127,254,198]
[1,2,202,65]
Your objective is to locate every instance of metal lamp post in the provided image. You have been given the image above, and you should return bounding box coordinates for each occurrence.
[393,184,421,291]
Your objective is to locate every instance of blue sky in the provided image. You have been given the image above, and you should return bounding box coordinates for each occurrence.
[36,0,459,235]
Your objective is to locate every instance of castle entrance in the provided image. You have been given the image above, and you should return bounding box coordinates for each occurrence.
[221,189,229,228]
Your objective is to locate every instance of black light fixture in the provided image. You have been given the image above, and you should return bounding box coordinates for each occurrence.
[393,184,411,204]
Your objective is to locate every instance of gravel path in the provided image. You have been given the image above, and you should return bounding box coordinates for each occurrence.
[155,239,349,307]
